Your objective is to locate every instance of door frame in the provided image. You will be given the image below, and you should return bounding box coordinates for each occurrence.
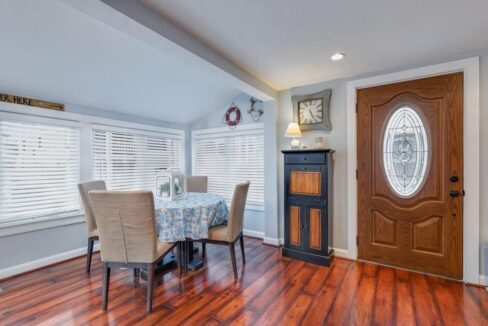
[346,57,480,284]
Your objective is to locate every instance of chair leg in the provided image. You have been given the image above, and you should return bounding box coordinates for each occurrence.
[177,242,183,277]
[133,268,139,279]
[239,234,246,264]
[185,240,190,276]
[102,262,110,310]
[229,243,238,280]
[202,242,206,260]
[147,263,154,313]
[86,237,95,273]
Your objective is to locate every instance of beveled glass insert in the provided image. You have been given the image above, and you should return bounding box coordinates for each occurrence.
[383,107,428,196]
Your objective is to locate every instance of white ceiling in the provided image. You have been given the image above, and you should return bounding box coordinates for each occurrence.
[0,0,241,125]
[142,0,488,90]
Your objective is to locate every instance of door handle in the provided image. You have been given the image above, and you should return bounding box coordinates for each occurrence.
[450,175,459,182]
[449,190,460,197]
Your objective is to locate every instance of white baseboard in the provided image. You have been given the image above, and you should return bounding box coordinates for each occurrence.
[0,243,100,280]
[263,237,280,246]
[480,275,488,286]
[243,229,264,239]
[332,248,350,259]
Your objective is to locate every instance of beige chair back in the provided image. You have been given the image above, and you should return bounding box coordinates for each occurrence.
[78,181,106,237]
[187,176,208,193]
[88,190,159,264]
[225,182,250,242]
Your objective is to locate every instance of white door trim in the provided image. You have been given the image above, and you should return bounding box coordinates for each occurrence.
[346,57,480,284]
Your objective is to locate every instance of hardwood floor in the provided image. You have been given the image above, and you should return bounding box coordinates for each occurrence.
[1,237,487,325]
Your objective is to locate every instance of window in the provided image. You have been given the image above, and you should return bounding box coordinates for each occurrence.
[0,119,80,223]
[0,107,185,233]
[192,125,264,208]
[92,125,184,191]
[383,106,429,196]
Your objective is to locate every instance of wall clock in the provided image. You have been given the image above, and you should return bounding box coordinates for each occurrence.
[292,89,332,131]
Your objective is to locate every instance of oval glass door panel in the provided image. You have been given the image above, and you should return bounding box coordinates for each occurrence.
[383,107,428,197]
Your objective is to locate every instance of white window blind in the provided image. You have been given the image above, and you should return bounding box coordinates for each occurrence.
[0,120,80,223]
[92,126,183,191]
[193,126,264,208]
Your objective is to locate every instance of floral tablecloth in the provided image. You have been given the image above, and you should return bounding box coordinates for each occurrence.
[155,193,229,242]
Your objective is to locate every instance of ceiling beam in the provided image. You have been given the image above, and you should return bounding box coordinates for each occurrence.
[61,0,277,101]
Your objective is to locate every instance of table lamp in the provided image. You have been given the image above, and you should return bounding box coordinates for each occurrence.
[284,122,302,149]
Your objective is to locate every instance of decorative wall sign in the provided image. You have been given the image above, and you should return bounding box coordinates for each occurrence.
[291,89,331,131]
[0,92,64,111]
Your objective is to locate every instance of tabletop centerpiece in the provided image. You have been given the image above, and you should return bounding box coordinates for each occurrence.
[155,168,186,201]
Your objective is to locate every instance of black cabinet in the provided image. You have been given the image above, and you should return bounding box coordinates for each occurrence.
[282,149,334,266]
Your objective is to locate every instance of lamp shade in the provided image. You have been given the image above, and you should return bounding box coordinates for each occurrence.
[284,122,302,138]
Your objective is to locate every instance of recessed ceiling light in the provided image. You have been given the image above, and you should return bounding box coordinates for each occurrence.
[331,53,345,61]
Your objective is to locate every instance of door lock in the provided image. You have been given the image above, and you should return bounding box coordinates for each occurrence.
[449,190,460,197]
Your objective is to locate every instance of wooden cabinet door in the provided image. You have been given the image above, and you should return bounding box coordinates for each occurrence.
[357,73,463,279]
[285,164,325,201]
[284,202,305,251]
[303,203,328,255]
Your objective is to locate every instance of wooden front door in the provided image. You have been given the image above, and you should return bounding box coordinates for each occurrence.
[357,73,463,279]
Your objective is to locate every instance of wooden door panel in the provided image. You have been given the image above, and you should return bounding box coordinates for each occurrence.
[371,211,398,247]
[309,208,322,250]
[289,206,301,246]
[412,216,443,254]
[357,73,463,279]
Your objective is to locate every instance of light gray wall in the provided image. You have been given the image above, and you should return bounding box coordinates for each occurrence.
[190,93,263,130]
[0,223,87,269]
[277,46,488,276]
[0,101,187,270]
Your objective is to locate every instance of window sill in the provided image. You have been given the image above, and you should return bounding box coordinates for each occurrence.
[0,212,85,237]
[246,204,265,212]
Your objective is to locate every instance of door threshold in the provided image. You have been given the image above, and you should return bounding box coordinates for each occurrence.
[357,259,463,283]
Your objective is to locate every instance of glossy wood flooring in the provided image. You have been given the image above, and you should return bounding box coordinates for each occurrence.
[1,237,487,325]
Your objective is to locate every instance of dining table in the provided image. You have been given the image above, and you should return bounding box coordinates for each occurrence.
[155,192,229,270]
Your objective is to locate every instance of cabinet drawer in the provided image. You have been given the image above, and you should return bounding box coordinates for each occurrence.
[285,154,325,165]
[286,164,325,200]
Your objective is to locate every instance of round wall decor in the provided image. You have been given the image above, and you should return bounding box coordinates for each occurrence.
[225,106,241,127]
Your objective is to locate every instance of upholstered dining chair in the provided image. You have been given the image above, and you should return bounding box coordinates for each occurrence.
[186,175,208,193]
[186,175,208,258]
[78,180,106,273]
[200,181,250,279]
[88,190,181,313]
